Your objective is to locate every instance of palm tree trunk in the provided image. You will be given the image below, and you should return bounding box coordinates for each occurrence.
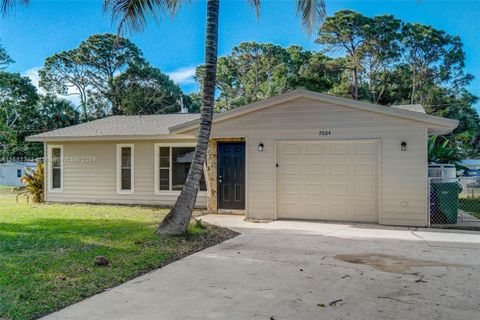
[156,0,219,235]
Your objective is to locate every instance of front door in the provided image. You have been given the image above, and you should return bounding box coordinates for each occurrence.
[218,142,245,210]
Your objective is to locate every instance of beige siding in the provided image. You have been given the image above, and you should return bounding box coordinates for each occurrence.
[45,140,207,207]
[185,97,429,226]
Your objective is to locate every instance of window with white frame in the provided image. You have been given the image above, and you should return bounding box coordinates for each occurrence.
[117,144,134,193]
[155,145,207,192]
[48,145,63,191]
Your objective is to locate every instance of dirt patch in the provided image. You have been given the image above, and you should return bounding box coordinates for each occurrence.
[158,223,239,265]
[335,254,463,273]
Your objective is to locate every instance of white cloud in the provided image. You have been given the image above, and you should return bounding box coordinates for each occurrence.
[23,67,81,106]
[167,66,197,85]
[23,67,43,93]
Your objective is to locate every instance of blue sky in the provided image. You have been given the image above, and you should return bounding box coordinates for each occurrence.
[1,0,479,103]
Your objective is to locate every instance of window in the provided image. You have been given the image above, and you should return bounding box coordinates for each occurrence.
[155,144,207,193]
[48,145,63,191]
[117,144,134,193]
[17,169,22,178]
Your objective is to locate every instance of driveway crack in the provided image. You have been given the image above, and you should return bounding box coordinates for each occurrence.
[410,231,432,247]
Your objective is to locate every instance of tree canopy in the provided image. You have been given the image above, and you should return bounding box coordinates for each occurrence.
[111,64,185,115]
[195,42,342,111]
[191,11,479,157]
[0,41,13,70]
[1,34,183,160]
[38,33,187,121]
[0,10,478,160]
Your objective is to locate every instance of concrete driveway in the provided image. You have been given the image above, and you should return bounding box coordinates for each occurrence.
[43,215,480,320]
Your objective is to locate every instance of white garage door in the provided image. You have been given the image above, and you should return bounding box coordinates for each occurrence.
[276,140,379,222]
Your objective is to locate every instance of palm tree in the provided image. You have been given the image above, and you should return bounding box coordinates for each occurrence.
[0,0,28,16]
[104,0,326,235]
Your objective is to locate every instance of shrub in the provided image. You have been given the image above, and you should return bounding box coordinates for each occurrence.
[21,162,44,203]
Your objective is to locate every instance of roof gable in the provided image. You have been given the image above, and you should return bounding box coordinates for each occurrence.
[170,90,458,135]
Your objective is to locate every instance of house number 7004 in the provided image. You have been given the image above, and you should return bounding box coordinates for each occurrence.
[319,130,332,136]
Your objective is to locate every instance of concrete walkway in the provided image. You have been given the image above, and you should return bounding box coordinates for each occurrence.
[43,215,480,320]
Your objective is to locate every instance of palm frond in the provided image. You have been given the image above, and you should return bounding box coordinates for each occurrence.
[296,0,325,34]
[0,0,29,17]
[247,0,261,18]
[103,0,182,34]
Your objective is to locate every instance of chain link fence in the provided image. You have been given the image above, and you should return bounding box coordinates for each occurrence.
[429,177,480,230]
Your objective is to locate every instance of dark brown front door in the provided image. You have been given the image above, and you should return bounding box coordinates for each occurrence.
[217,142,245,210]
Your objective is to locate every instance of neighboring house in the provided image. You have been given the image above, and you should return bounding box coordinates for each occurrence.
[457,160,480,171]
[27,90,458,227]
[0,162,37,187]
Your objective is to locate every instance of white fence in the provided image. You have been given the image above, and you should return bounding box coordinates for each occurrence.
[458,176,480,198]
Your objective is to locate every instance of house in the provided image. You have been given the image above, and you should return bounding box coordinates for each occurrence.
[0,162,37,187]
[27,90,458,227]
[457,159,480,171]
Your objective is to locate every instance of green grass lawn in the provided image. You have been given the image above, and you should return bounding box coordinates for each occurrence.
[0,188,234,320]
[459,198,480,219]
[0,185,12,191]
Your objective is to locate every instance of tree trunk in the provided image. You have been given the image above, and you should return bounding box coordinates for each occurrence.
[156,0,219,236]
[411,64,416,104]
[79,87,88,122]
[353,68,359,100]
[107,78,121,115]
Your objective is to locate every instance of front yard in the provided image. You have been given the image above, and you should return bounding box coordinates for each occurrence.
[0,187,236,320]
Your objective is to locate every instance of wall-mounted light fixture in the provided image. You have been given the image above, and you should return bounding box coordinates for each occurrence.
[258,143,264,152]
[401,141,407,151]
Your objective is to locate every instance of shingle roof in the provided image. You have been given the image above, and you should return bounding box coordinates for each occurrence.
[26,114,200,141]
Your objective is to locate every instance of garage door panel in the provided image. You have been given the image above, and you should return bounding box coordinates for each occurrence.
[354,184,375,196]
[282,174,303,182]
[329,164,350,175]
[277,140,378,222]
[306,164,324,175]
[282,193,301,201]
[328,203,350,220]
[354,143,375,155]
[305,204,327,218]
[354,164,375,176]
[282,163,301,174]
[283,144,302,155]
[305,183,324,195]
[330,143,349,155]
[306,144,324,155]
[283,183,301,194]
[354,202,376,215]
[329,183,350,196]
[282,203,299,215]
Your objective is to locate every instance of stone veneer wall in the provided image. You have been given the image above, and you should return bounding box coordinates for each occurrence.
[206,138,245,213]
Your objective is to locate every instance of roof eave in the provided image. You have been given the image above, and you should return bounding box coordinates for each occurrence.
[428,123,459,135]
[25,133,195,142]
